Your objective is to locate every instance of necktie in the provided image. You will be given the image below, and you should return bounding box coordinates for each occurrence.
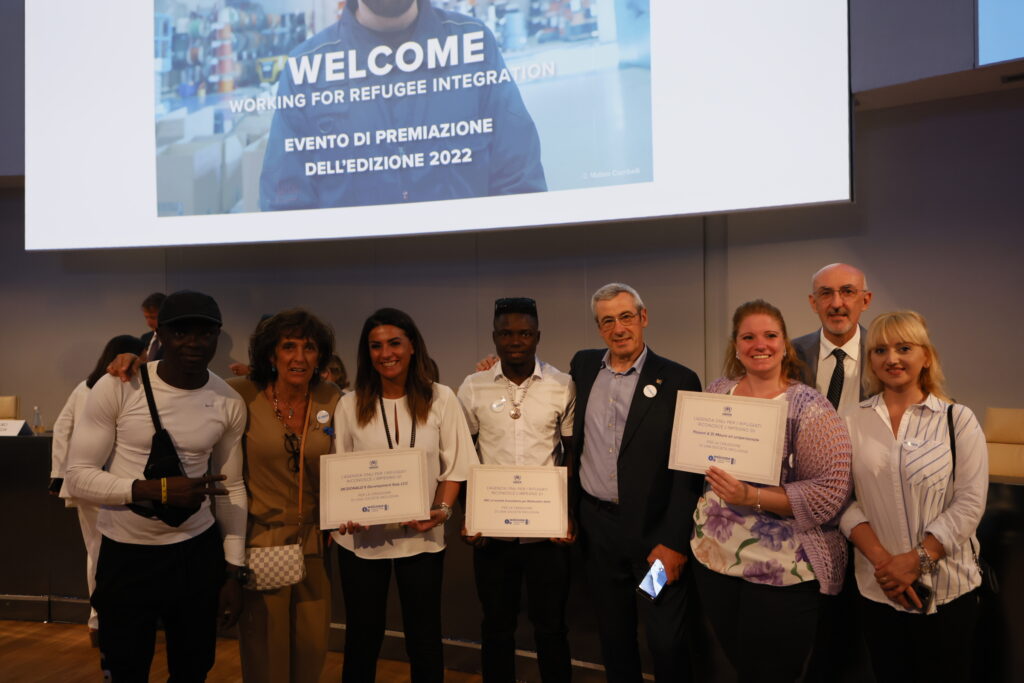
[826,348,846,410]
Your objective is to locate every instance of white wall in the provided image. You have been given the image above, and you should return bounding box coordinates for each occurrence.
[716,87,1024,414]
[2,87,1022,427]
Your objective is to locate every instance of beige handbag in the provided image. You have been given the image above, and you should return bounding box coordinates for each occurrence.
[245,396,312,591]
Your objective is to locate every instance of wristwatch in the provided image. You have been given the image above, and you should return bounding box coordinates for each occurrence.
[916,544,938,574]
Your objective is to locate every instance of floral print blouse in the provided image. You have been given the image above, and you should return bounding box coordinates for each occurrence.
[692,489,814,586]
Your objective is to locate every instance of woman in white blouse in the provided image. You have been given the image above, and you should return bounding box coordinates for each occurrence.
[840,311,988,682]
[332,308,474,683]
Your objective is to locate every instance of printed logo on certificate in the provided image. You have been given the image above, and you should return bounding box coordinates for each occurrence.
[319,448,431,529]
[668,391,787,485]
[465,465,568,539]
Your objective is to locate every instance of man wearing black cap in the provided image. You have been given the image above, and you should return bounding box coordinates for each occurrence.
[67,290,248,681]
[457,298,575,682]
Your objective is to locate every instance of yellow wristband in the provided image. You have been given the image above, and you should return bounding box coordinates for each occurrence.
[161,477,168,504]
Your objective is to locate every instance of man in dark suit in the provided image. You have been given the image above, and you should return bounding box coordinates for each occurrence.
[792,263,872,683]
[570,283,702,682]
[139,292,166,362]
[791,263,872,417]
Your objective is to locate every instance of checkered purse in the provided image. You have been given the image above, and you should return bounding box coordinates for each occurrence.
[244,395,313,592]
[245,543,306,591]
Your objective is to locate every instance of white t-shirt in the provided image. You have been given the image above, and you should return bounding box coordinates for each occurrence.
[330,383,474,559]
[66,362,248,565]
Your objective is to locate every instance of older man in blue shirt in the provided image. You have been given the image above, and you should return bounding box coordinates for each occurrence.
[569,283,703,682]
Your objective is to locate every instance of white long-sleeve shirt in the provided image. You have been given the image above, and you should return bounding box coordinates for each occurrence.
[840,394,988,613]
[51,380,90,500]
[66,362,248,566]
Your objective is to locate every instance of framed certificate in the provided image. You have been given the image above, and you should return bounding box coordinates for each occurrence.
[668,391,788,485]
[319,448,431,529]
[465,465,568,539]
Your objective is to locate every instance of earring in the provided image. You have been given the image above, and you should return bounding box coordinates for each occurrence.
[271,366,277,376]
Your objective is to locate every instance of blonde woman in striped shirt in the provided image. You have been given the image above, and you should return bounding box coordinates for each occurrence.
[840,311,987,682]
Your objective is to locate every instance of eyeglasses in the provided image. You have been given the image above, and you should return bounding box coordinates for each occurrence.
[597,311,640,331]
[813,286,866,302]
[284,432,301,473]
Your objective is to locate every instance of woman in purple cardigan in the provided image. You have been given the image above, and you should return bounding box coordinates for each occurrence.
[690,300,852,682]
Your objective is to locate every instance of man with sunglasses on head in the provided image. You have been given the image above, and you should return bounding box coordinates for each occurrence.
[792,263,873,418]
[570,283,702,682]
[67,290,247,682]
[457,297,575,682]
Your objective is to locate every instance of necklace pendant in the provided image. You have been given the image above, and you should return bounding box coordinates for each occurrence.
[510,407,521,419]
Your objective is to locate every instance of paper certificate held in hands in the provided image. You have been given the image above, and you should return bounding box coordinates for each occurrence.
[465,465,568,539]
[668,391,788,486]
[319,448,431,529]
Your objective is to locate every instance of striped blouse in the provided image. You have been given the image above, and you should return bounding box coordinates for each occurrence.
[840,394,988,613]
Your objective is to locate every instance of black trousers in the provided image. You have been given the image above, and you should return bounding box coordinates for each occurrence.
[91,525,224,683]
[859,591,979,683]
[579,496,696,683]
[692,560,820,683]
[473,539,571,682]
[336,547,445,683]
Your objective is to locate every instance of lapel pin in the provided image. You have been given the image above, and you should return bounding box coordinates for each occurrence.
[643,384,658,398]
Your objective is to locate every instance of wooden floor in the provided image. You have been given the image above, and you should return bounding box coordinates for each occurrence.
[0,620,483,683]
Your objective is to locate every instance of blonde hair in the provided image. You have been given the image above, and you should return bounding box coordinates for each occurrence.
[864,310,948,400]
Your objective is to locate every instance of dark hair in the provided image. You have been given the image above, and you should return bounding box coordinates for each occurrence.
[355,308,434,427]
[248,309,335,389]
[86,335,146,388]
[141,292,166,311]
[723,299,805,381]
[494,297,538,326]
[326,354,348,388]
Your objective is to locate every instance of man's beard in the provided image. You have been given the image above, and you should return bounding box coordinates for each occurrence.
[360,0,416,19]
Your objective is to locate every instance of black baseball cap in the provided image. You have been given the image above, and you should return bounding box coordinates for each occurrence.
[158,290,222,327]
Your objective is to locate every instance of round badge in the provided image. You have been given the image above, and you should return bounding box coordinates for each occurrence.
[316,410,330,424]
[643,384,658,398]
[490,397,507,412]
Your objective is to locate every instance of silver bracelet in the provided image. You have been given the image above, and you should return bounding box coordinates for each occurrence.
[752,485,763,514]
[432,502,453,522]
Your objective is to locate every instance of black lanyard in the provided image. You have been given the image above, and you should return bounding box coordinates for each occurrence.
[379,395,416,448]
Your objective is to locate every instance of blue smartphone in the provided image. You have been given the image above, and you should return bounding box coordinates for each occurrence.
[637,558,668,602]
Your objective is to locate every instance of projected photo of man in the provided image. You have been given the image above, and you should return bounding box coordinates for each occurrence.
[259,0,547,210]
[153,0,652,217]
